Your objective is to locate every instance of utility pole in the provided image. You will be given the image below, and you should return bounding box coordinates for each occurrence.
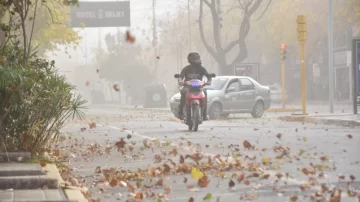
[297,15,307,115]
[152,0,158,82]
[188,0,192,51]
[328,0,334,113]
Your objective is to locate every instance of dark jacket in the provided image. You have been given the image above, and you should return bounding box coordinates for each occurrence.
[180,64,212,82]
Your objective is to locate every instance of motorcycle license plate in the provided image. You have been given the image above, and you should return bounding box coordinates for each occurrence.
[191,81,200,87]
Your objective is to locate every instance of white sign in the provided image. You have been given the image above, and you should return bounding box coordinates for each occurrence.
[334,51,351,67]
[312,63,320,77]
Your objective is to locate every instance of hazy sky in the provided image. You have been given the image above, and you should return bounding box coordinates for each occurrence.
[51,0,185,75]
[48,0,185,85]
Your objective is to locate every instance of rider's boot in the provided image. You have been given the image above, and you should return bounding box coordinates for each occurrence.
[203,108,209,121]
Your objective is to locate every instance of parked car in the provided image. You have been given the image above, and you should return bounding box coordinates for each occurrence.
[169,76,271,119]
[268,83,289,102]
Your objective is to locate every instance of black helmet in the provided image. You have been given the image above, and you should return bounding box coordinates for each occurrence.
[187,52,201,64]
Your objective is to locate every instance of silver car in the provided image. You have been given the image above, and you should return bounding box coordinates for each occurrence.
[170,76,271,119]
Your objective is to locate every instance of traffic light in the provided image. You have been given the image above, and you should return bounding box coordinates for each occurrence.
[296,15,307,41]
[280,44,286,61]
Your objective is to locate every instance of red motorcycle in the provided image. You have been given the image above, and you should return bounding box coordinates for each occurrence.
[174,73,216,131]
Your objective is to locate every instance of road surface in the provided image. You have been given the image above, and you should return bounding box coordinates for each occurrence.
[58,105,360,202]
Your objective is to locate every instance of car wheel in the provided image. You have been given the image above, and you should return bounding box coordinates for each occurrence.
[209,103,222,120]
[251,101,264,118]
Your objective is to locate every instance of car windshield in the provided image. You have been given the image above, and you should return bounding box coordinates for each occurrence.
[205,78,228,90]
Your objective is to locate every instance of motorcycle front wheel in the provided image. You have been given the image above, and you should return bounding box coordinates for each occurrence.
[192,104,200,131]
[186,106,192,131]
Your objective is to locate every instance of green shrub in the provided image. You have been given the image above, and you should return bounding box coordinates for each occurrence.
[0,46,86,155]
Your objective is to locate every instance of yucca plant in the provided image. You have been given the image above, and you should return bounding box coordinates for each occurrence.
[0,47,86,155]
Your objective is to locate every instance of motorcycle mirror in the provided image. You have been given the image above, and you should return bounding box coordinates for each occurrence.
[210,73,216,77]
[174,74,180,78]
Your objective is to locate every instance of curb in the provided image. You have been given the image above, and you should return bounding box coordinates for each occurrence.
[279,116,360,128]
[265,108,301,113]
[43,164,65,185]
[65,189,88,202]
[43,164,88,202]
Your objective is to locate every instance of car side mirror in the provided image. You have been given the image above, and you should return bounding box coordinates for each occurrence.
[210,73,216,77]
[174,74,180,78]
[226,87,236,93]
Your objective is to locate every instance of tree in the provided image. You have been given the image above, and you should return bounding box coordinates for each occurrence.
[199,0,272,75]
[28,1,81,55]
[0,0,80,59]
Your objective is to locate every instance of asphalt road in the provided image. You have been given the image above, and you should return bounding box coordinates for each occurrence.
[59,105,360,202]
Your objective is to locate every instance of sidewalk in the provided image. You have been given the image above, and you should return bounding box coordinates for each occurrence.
[279,113,360,128]
[0,152,88,202]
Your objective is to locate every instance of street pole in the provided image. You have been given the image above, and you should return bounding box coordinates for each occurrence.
[281,61,286,108]
[152,0,158,82]
[328,0,334,113]
[188,0,192,51]
[297,15,307,115]
[300,41,307,115]
[98,28,101,51]
[216,0,221,44]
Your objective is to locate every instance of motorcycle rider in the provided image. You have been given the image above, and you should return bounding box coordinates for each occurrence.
[177,52,212,120]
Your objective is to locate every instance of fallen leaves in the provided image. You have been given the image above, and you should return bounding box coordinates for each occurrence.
[320,156,330,161]
[290,195,298,201]
[115,138,126,150]
[301,167,316,175]
[109,179,117,187]
[89,122,96,129]
[262,156,270,164]
[228,179,235,188]
[191,167,204,180]
[203,193,212,200]
[39,160,47,167]
[135,192,144,200]
[236,172,245,183]
[198,175,210,188]
[243,140,254,150]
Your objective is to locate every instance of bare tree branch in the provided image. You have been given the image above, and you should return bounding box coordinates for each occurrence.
[202,0,212,8]
[247,0,262,17]
[198,0,217,62]
[229,13,250,68]
[252,0,272,21]
[223,39,238,54]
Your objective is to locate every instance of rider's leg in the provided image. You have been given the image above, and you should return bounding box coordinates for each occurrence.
[178,91,185,118]
[203,89,209,120]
